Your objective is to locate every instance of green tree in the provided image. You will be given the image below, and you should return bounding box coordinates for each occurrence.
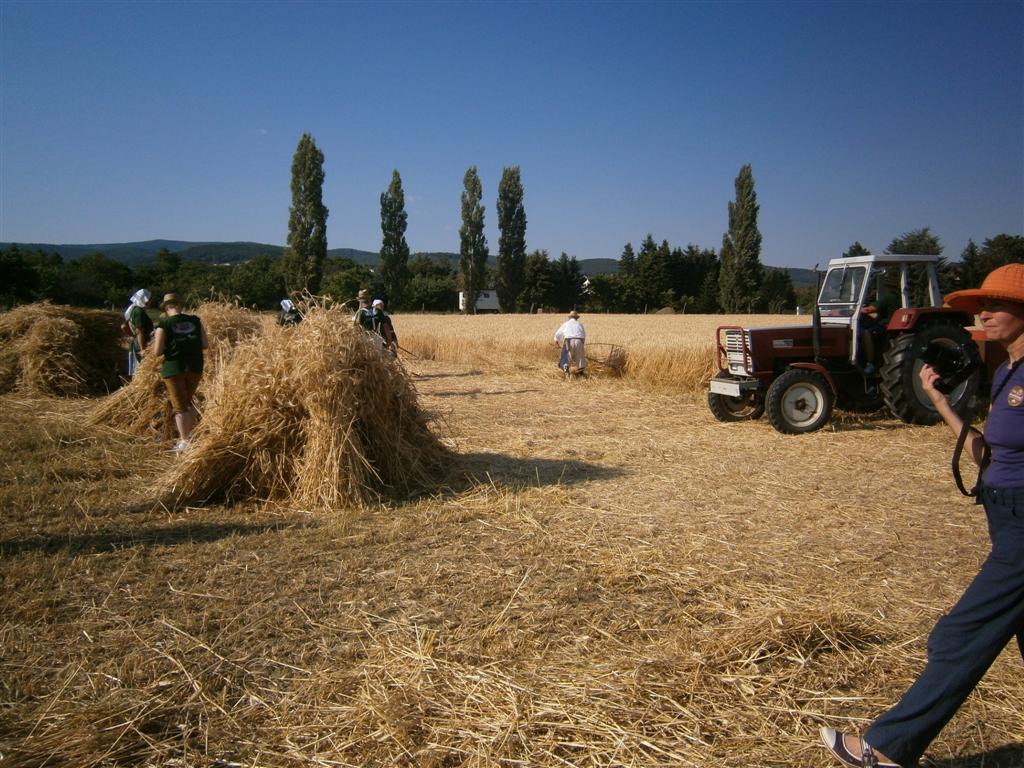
[521,249,555,312]
[405,255,458,312]
[885,227,952,303]
[843,241,872,258]
[0,246,42,306]
[282,133,328,294]
[60,252,134,307]
[617,242,641,312]
[718,164,763,312]
[671,244,719,312]
[227,253,285,309]
[458,166,489,313]
[757,267,797,313]
[495,165,527,312]
[636,235,671,310]
[552,252,584,312]
[378,169,411,307]
[960,234,1024,287]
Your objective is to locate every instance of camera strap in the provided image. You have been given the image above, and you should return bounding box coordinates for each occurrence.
[951,364,1013,499]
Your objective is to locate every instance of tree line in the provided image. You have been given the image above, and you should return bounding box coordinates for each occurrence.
[3,133,1021,313]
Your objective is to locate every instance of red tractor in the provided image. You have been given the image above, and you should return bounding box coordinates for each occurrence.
[707,254,1006,434]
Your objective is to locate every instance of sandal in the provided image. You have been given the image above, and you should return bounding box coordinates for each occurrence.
[820,726,902,768]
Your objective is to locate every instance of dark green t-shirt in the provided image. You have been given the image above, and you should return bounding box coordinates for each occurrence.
[128,305,154,344]
[158,313,205,378]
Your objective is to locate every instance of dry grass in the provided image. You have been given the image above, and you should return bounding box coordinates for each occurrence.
[0,302,124,396]
[397,313,807,390]
[1,319,1022,768]
[155,307,449,509]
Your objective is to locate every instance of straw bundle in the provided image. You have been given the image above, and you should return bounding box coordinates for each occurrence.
[0,302,123,396]
[156,307,450,509]
[87,302,265,438]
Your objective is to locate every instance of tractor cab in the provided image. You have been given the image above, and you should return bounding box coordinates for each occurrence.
[817,254,943,368]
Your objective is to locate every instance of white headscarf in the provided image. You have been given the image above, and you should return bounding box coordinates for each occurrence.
[124,289,151,320]
[281,299,294,312]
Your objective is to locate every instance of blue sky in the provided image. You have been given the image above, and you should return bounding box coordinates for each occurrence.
[1,0,1021,270]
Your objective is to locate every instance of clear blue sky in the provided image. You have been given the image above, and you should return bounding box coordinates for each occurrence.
[1,0,1021,270]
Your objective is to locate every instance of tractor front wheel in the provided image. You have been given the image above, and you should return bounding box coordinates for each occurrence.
[765,369,834,434]
[708,390,765,422]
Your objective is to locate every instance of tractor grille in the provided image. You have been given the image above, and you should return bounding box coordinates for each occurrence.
[723,329,753,375]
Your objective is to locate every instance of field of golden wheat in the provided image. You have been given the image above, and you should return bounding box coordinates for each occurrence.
[1,306,1021,768]
[398,312,810,389]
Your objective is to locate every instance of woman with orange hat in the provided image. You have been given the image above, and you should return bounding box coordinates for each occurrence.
[821,263,1024,768]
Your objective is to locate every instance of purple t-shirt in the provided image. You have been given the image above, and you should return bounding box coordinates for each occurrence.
[982,359,1024,489]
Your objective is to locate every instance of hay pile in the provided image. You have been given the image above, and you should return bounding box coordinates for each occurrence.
[87,302,266,438]
[0,302,124,396]
[156,307,450,509]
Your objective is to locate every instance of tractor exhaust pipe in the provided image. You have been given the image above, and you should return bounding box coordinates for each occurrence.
[812,263,822,364]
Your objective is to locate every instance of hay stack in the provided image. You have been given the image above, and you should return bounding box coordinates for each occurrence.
[156,307,450,509]
[0,302,124,396]
[87,302,265,438]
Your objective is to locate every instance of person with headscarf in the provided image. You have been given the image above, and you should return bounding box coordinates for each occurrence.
[371,299,398,355]
[123,289,154,377]
[278,298,301,326]
[553,310,586,376]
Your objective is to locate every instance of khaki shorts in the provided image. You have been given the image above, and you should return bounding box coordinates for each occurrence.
[163,372,202,414]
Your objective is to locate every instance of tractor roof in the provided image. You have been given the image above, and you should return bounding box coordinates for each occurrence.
[826,253,941,269]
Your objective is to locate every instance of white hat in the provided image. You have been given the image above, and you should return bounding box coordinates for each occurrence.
[372,299,384,308]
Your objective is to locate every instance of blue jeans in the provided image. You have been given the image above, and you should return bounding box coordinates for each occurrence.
[865,486,1024,766]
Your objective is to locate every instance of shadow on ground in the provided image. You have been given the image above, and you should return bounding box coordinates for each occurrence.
[452,451,627,489]
[0,519,314,556]
[432,387,542,397]
[926,743,1024,767]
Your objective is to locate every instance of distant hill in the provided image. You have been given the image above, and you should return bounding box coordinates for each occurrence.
[0,239,814,284]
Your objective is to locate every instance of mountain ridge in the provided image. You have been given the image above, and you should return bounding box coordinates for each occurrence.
[0,239,814,284]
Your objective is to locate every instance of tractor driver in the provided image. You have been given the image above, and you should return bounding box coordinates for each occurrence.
[860,273,901,375]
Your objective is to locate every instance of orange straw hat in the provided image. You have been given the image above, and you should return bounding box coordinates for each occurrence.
[945,263,1024,315]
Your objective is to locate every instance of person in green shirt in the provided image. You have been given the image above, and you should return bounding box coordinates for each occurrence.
[352,289,374,332]
[860,274,901,375]
[152,293,209,453]
[123,288,154,377]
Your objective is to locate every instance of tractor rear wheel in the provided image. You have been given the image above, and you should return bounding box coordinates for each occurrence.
[765,368,834,434]
[708,390,765,421]
[881,322,980,425]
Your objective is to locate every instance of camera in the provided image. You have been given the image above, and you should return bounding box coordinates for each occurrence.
[914,339,981,394]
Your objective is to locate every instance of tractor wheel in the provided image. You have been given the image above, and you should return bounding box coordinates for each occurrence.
[881,322,980,425]
[708,390,765,422]
[765,369,834,434]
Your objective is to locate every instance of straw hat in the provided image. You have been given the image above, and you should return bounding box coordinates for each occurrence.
[568,310,580,319]
[357,289,370,302]
[945,263,1024,315]
[161,292,181,309]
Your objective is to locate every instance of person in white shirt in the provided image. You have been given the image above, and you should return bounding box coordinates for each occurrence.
[553,310,586,376]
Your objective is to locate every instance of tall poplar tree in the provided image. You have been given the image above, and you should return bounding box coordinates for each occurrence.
[379,169,410,307]
[717,164,763,312]
[495,165,527,312]
[458,166,488,313]
[283,133,328,294]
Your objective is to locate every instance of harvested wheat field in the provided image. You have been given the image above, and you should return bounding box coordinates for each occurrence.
[1,313,1021,768]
